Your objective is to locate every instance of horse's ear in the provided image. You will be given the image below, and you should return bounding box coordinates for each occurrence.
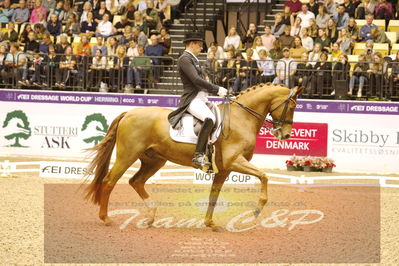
[293,86,305,98]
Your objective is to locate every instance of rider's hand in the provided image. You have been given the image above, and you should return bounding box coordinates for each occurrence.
[218,86,228,97]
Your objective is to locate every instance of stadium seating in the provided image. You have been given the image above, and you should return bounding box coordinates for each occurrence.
[373,43,389,56]
[388,20,399,32]
[353,43,366,56]
[386,32,397,45]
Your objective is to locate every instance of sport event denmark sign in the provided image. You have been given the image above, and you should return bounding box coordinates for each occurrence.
[255,122,328,156]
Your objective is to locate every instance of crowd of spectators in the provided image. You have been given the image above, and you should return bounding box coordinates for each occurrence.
[0,0,178,92]
[208,0,399,98]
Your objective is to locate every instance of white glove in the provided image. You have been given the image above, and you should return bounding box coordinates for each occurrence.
[218,86,228,97]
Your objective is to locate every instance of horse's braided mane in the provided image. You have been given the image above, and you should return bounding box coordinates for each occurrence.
[235,82,286,99]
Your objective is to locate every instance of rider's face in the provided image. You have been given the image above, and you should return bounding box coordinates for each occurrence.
[191,41,203,56]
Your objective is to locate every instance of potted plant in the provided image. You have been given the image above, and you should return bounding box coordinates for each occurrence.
[321,157,336,173]
[285,156,304,171]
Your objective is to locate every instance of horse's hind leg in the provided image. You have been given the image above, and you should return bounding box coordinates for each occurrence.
[129,155,166,226]
[99,155,139,225]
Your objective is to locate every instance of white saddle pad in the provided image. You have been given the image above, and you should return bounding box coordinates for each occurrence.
[169,102,222,144]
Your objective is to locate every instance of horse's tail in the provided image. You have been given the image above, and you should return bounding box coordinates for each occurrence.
[84,112,127,205]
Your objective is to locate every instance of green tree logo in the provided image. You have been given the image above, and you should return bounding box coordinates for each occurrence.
[81,113,109,146]
[2,110,32,147]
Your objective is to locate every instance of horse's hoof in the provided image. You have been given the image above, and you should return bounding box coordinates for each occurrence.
[212,225,224,232]
[253,208,261,218]
[102,217,114,226]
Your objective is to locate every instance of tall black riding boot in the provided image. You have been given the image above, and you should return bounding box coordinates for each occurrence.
[192,118,214,167]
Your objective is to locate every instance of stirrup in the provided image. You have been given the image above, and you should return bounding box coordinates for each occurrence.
[192,152,211,168]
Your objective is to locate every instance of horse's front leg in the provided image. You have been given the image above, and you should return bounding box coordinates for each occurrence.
[204,171,229,232]
[230,156,268,218]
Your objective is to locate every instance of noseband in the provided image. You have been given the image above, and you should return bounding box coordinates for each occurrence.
[228,89,296,131]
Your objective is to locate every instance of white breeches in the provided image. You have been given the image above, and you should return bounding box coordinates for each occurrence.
[187,92,215,123]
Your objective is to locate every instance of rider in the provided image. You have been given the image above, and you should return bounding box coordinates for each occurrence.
[168,32,228,167]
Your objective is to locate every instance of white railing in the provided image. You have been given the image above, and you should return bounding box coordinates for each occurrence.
[1,160,399,188]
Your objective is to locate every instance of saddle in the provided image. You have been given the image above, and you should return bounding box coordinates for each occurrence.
[169,102,222,173]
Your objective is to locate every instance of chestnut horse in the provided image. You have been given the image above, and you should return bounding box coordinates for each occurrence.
[85,84,304,231]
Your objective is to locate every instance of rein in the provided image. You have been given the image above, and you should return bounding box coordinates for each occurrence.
[225,89,296,131]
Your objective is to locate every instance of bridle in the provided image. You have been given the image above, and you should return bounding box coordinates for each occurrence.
[226,89,296,132]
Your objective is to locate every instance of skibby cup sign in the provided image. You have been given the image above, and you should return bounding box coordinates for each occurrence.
[255,122,328,156]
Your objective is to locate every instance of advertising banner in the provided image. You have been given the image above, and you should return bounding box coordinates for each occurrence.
[254,122,328,156]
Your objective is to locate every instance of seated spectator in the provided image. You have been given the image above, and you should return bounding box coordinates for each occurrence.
[2,43,27,87]
[55,45,77,87]
[309,51,332,96]
[356,0,376,19]
[282,5,293,26]
[30,0,47,24]
[109,45,128,91]
[375,0,393,20]
[132,11,148,35]
[88,48,107,89]
[300,27,313,51]
[370,27,391,44]
[115,15,131,34]
[284,0,302,16]
[290,16,301,37]
[47,1,67,22]
[36,11,47,26]
[28,49,45,86]
[47,13,62,38]
[64,13,80,36]
[347,18,359,42]
[158,27,171,55]
[221,49,238,88]
[223,26,241,51]
[42,0,56,12]
[107,36,118,57]
[331,54,350,95]
[359,14,378,41]
[297,4,315,28]
[261,25,276,51]
[80,11,97,37]
[326,18,338,44]
[294,52,312,88]
[256,49,275,83]
[18,23,33,46]
[39,32,52,53]
[0,0,14,23]
[367,52,385,97]
[361,40,377,61]
[325,0,337,16]
[24,31,40,55]
[96,13,115,39]
[74,34,91,56]
[388,50,399,97]
[125,2,136,23]
[273,47,296,87]
[132,26,148,47]
[307,0,319,16]
[92,0,101,11]
[242,23,258,49]
[92,35,107,56]
[144,0,160,32]
[126,39,138,57]
[11,0,30,24]
[118,25,132,44]
[269,39,284,60]
[290,36,307,60]
[308,18,318,38]
[271,13,286,39]
[0,45,7,75]
[316,5,329,29]
[204,50,219,84]
[251,36,266,59]
[55,33,70,53]
[33,23,48,40]
[94,1,111,23]
[0,32,7,48]
[208,41,224,64]
[343,0,356,18]
[336,28,353,54]
[137,0,147,11]
[279,26,295,48]
[145,33,163,82]
[331,42,343,62]
[62,2,77,25]
[349,54,369,97]
[4,22,18,43]
[314,28,331,52]
[42,43,59,86]
[308,42,322,66]
[333,5,349,31]
[233,48,258,93]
